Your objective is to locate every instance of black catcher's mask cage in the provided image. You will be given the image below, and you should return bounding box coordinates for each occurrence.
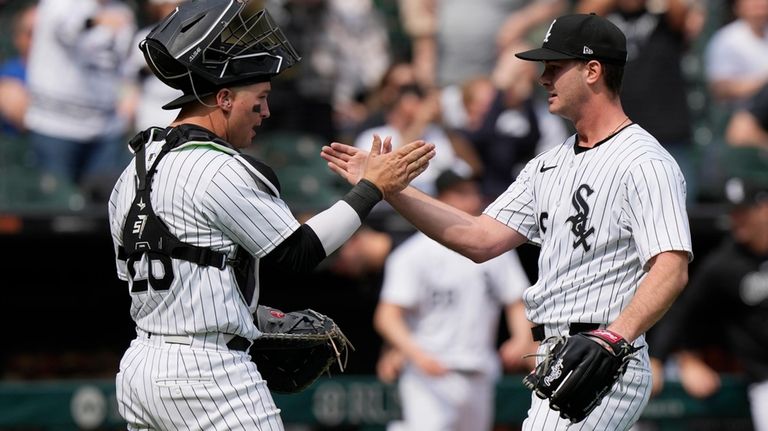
[140,0,300,101]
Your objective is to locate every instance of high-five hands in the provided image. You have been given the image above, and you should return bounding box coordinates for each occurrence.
[321,134,435,197]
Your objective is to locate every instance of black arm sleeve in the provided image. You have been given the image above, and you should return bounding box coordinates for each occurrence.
[342,179,382,220]
[261,225,327,273]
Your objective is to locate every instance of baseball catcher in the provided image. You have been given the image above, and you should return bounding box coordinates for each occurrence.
[523,329,642,423]
[250,305,353,393]
[111,0,434,427]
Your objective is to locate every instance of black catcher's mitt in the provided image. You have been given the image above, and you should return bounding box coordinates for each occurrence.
[250,305,353,394]
[522,329,642,423]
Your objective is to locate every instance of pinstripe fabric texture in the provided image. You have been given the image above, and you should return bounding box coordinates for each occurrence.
[116,337,284,431]
[109,136,300,338]
[484,124,692,428]
[109,134,299,429]
[485,124,692,326]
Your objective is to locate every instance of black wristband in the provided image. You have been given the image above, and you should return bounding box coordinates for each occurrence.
[342,179,383,220]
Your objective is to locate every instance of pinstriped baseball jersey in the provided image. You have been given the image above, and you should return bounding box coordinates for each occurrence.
[484,123,693,327]
[109,131,300,339]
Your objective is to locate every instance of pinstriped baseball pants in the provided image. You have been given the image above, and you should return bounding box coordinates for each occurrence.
[116,336,283,430]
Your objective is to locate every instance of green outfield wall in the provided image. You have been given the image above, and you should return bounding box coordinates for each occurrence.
[0,374,751,430]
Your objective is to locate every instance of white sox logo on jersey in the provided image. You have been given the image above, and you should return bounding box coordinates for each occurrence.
[565,184,595,251]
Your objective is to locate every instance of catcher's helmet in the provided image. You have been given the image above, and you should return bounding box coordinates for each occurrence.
[140,0,301,110]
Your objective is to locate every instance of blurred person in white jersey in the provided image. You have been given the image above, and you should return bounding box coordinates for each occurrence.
[123,0,188,134]
[322,13,692,430]
[374,169,534,431]
[24,0,135,195]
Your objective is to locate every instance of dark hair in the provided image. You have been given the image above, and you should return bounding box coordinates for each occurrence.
[602,62,624,96]
[398,83,425,99]
[435,169,467,195]
[382,83,425,112]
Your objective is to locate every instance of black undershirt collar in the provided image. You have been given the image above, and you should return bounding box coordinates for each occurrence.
[573,122,634,154]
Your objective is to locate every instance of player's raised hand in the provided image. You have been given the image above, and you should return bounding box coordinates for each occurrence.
[321,140,374,185]
[321,134,395,184]
[364,135,434,197]
[321,134,435,197]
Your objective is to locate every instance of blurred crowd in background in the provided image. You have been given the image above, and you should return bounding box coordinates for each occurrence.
[0,0,767,209]
[1,0,768,429]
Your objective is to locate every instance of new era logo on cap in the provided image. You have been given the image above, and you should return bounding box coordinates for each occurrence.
[517,13,627,65]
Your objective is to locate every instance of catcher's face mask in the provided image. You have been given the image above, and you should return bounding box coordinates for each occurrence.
[140,0,301,109]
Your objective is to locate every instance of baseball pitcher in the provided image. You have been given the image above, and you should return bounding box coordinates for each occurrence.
[322,13,693,431]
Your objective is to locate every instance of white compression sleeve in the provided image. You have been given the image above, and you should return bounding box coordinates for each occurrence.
[305,201,361,256]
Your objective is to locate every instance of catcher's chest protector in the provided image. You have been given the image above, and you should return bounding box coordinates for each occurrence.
[120,125,279,298]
